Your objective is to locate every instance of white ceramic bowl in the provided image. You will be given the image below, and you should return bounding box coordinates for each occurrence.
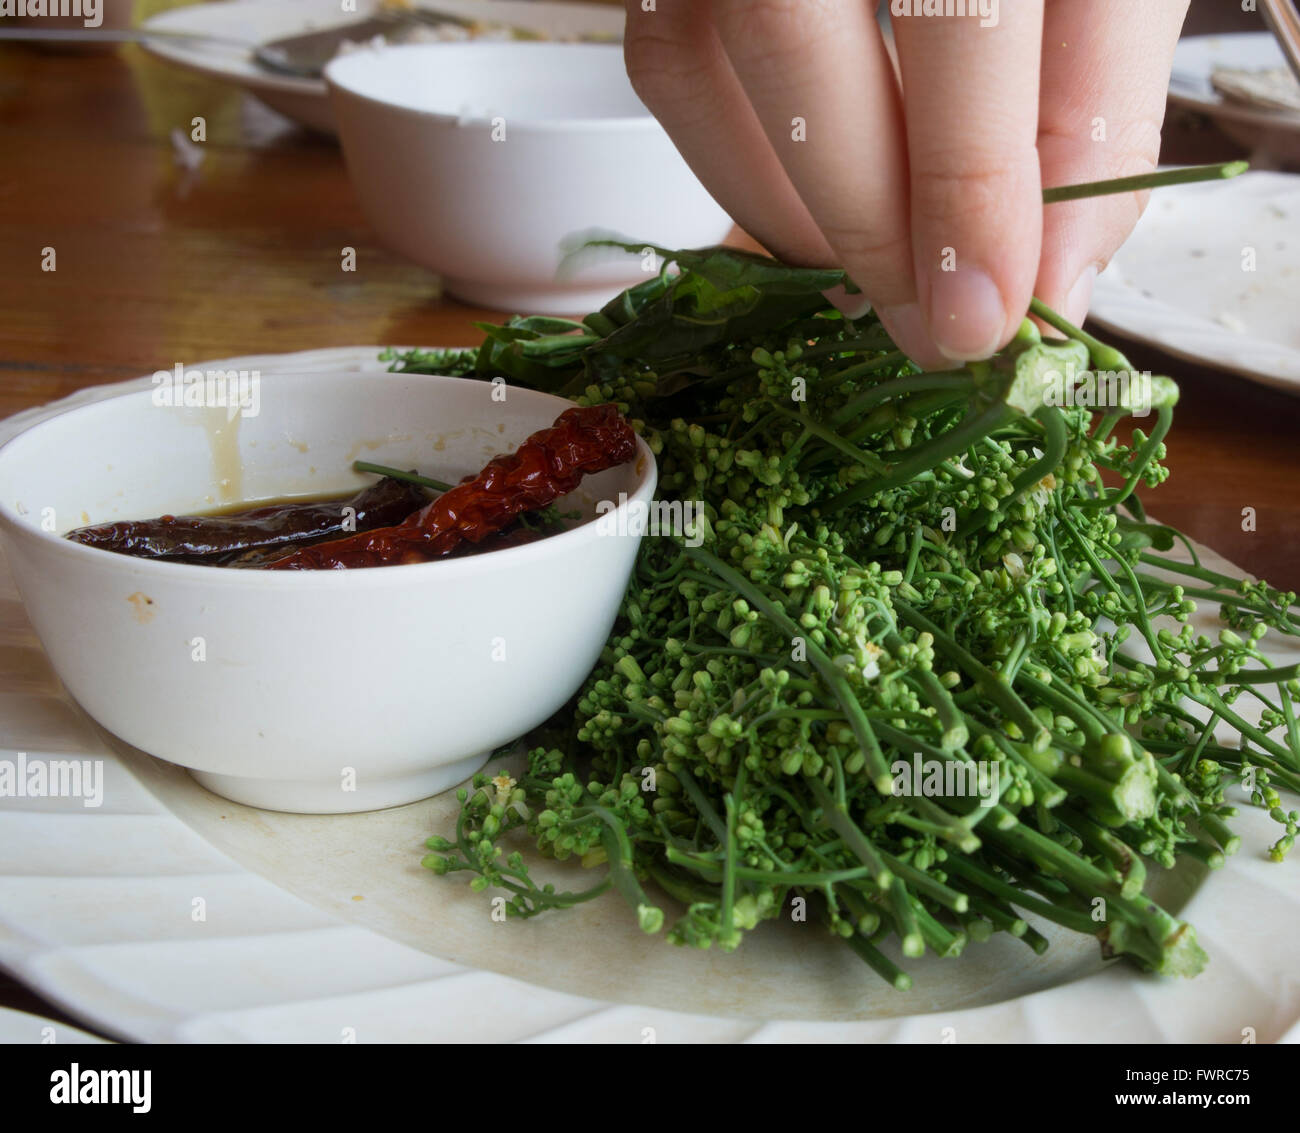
[324,42,735,313]
[0,372,655,813]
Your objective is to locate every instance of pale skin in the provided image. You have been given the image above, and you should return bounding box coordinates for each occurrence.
[623,0,1190,369]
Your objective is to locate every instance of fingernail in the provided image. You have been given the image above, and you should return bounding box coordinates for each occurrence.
[1065,265,1098,327]
[823,284,873,321]
[928,267,1007,362]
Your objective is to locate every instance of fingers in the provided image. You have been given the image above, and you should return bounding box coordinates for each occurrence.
[1036,0,1190,326]
[621,0,834,269]
[891,3,1046,361]
[626,0,1169,371]
[708,0,925,337]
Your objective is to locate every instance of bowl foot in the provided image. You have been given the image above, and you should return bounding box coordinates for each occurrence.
[190,750,491,814]
[441,274,647,316]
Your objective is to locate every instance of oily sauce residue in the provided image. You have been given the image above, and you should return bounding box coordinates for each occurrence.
[126,592,155,623]
[204,413,243,505]
[196,489,355,517]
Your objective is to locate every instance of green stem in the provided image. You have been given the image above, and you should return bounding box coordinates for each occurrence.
[1041,161,1247,204]
[768,402,888,475]
[941,852,1097,934]
[828,371,974,429]
[1055,806,1147,898]
[674,764,729,844]
[720,794,739,947]
[806,777,894,890]
[589,806,663,933]
[878,850,969,914]
[351,461,453,493]
[1198,662,1300,686]
[841,926,912,990]
[1028,297,1132,372]
[819,401,1017,515]
[895,601,1051,752]
[664,848,876,887]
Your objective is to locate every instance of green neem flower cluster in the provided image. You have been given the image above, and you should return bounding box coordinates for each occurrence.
[394,241,1298,989]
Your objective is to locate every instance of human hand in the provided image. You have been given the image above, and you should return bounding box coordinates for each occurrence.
[623,0,1190,369]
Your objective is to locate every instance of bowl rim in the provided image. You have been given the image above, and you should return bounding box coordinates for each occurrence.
[0,371,659,590]
[322,41,662,134]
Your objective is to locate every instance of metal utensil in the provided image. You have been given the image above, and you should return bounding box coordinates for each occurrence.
[1261,0,1300,86]
[0,9,613,83]
[254,6,613,81]
[0,26,255,52]
[253,7,484,80]
[0,15,478,80]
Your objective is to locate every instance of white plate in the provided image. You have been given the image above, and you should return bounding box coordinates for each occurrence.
[0,1007,108,1045]
[1090,171,1300,394]
[1169,32,1300,164]
[1,348,1299,1043]
[140,0,625,135]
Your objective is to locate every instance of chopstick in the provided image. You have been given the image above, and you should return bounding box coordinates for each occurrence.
[1261,0,1300,86]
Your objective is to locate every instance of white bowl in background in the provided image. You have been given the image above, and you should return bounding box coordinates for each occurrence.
[139,0,630,137]
[0,372,655,813]
[325,42,735,313]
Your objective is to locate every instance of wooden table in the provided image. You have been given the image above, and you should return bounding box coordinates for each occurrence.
[1,14,1297,1040]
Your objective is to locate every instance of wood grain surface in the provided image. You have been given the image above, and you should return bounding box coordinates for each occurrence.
[0,0,1295,1040]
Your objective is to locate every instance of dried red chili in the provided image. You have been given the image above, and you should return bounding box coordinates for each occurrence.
[262,403,637,570]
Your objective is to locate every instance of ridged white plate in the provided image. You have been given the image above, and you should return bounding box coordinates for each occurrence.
[1,347,1298,1043]
[140,0,625,135]
[1090,171,1300,394]
[0,1007,109,1045]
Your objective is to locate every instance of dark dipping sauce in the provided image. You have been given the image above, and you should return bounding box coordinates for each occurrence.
[64,477,573,568]
[63,405,632,570]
